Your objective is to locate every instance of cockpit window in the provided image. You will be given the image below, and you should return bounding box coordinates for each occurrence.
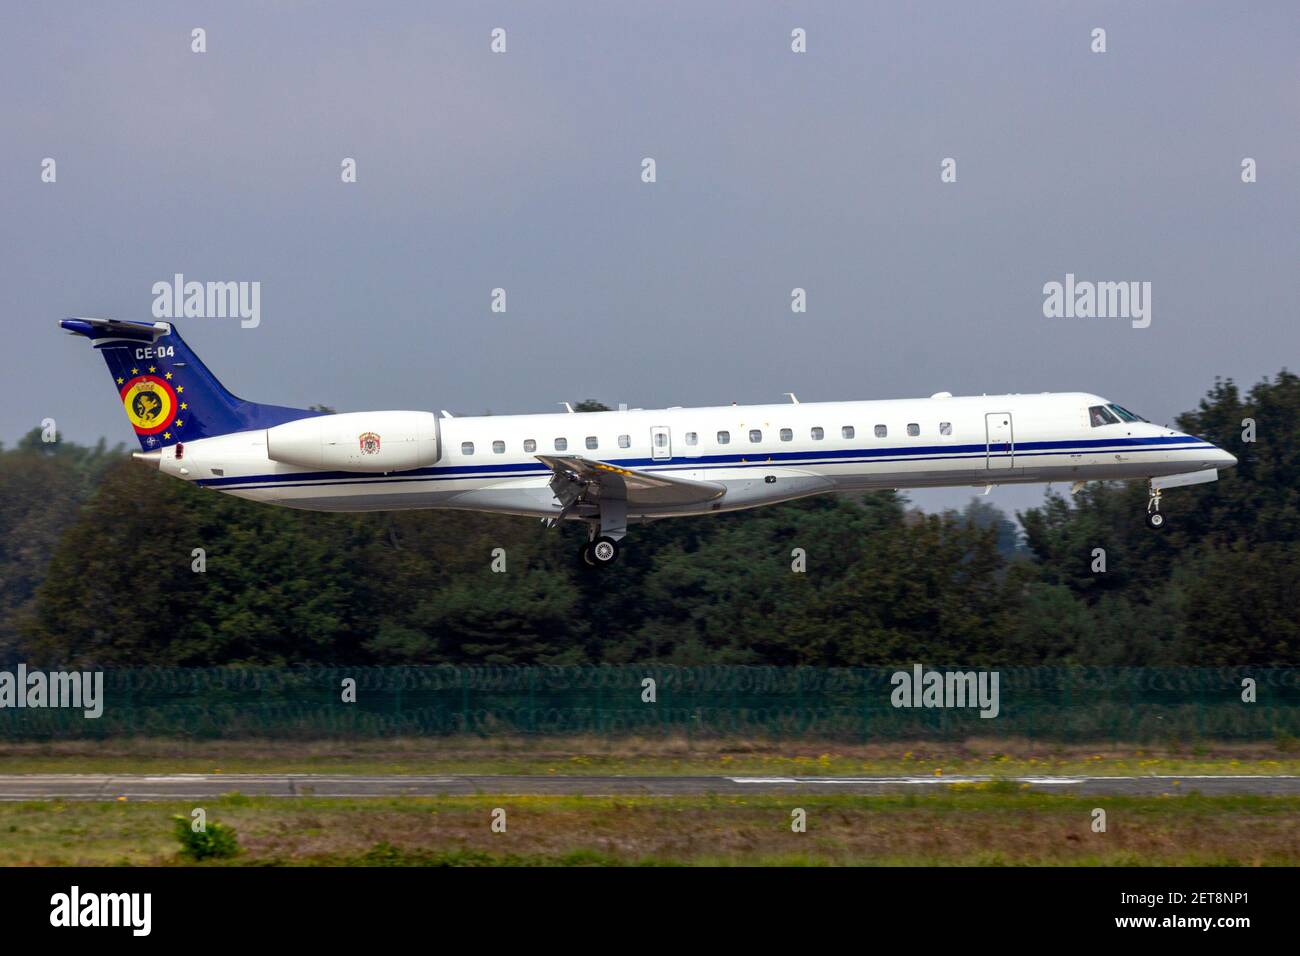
[1088,405,1120,427]
[1108,404,1147,423]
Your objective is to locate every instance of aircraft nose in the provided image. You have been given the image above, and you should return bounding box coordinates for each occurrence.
[1217,447,1238,469]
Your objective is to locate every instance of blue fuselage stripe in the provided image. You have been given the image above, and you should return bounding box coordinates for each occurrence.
[195,435,1216,491]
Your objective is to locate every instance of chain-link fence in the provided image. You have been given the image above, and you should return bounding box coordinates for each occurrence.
[0,666,1295,742]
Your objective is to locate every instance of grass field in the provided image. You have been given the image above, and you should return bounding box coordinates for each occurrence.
[1,789,1295,866]
[0,735,1296,777]
[3,737,1295,865]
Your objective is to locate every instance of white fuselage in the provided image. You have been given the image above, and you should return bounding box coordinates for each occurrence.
[160,392,1235,521]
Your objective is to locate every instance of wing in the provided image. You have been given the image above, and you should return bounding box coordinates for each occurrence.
[535,454,726,518]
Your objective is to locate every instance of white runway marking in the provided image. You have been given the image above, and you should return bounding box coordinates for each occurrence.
[728,774,1298,786]
[731,776,989,785]
[1,773,1297,800]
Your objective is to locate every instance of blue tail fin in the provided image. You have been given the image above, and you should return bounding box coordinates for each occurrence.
[60,318,324,450]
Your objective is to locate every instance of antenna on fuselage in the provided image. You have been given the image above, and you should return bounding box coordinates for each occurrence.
[784,392,799,404]
[559,402,575,414]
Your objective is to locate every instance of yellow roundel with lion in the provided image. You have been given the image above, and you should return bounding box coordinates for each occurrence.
[120,375,178,435]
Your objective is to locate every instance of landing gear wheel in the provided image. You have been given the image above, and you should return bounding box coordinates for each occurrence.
[1146,485,1164,530]
[589,536,620,566]
[580,543,597,566]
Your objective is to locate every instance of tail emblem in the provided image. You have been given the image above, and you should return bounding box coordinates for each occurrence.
[121,375,179,436]
[359,431,381,455]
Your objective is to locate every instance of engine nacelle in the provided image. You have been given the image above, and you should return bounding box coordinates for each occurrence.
[266,411,439,472]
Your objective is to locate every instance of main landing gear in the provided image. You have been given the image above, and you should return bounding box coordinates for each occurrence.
[581,536,621,567]
[579,497,626,568]
[1146,485,1165,530]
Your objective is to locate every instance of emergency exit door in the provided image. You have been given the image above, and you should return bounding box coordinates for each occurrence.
[650,426,672,460]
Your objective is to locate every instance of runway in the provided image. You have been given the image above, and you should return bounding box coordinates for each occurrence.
[0,773,1297,800]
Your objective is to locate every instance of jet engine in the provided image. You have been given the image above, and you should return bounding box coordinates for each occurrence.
[266,411,439,472]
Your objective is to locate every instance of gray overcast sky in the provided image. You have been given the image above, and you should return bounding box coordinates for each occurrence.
[2,1,1296,516]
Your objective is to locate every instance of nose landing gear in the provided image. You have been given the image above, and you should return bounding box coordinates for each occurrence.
[1146,486,1165,529]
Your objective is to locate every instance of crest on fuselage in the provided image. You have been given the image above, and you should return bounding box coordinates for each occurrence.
[359,431,381,455]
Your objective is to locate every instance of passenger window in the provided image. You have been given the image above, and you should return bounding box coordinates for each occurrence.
[654,432,669,448]
[874,425,886,438]
[1088,405,1120,427]
[779,428,793,442]
[842,426,855,439]
[492,440,505,454]
[811,427,824,440]
[461,442,474,455]
[907,423,919,437]
[939,422,952,436]
[717,430,730,444]
[618,434,630,449]
[555,438,568,451]
[586,436,598,450]
[523,439,537,453]
[685,432,698,445]
[749,429,762,443]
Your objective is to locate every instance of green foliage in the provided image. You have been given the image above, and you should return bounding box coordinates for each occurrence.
[172,815,239,860]
[6,370,1299,667]
[0,431,122,662]
[1017,369,1300,665]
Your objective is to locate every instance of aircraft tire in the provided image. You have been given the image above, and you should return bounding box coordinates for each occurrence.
[590,536,620,565]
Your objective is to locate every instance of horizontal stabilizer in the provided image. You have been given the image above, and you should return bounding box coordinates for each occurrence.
[61,317,170,342]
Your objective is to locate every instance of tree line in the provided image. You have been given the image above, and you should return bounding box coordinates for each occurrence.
[1,371,1295,668]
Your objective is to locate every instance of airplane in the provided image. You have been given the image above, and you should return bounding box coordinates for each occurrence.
[61,317,1238,567]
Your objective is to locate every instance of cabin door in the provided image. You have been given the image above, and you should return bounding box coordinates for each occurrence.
[985,413,1014,469]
